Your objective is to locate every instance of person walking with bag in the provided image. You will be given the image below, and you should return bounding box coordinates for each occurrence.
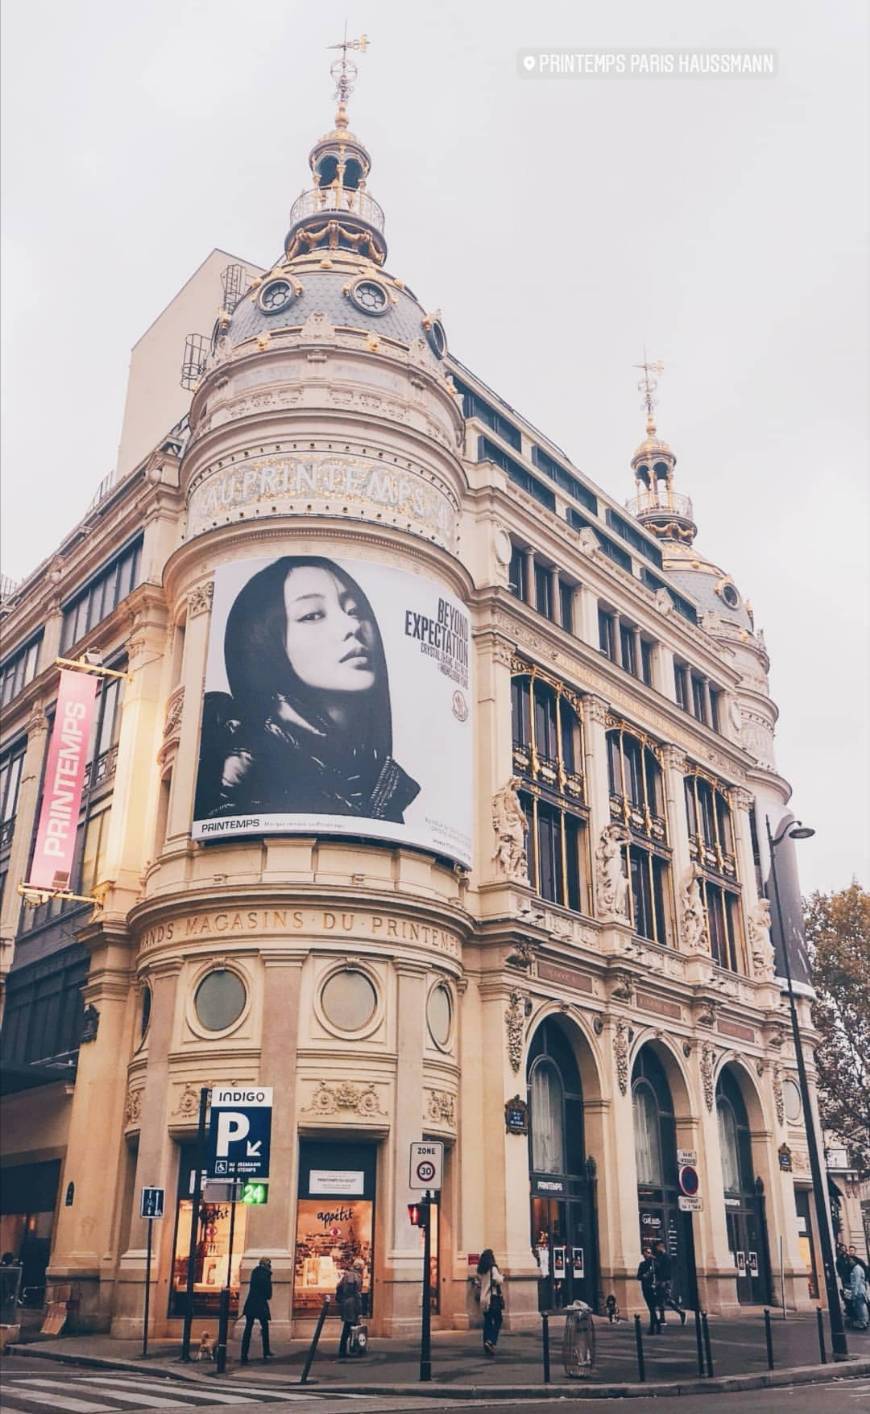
[636,1246,660,1334]
[240,1257,272,1364]
[336,1257,364,1359]
[653,1241,686,1326]
[477,1249,505,1356]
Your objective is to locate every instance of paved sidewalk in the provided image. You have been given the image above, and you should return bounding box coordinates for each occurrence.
[8,1313,870,1399]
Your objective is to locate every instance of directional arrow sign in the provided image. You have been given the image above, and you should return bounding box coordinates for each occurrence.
[207,1087,272,1181]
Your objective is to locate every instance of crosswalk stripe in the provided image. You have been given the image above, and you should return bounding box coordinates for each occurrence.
[1,1387,120,1413]
[84,1377,255,1405]
[16,1378,189,1409]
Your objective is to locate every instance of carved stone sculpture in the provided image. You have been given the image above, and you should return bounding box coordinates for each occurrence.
[492,778,528,882]
[613,1019,630,1095]
[772,1065,784,1126]
[505,989,531,1072]
[700,1042,716,1111]
[505,939,536,971]
[681,865,709,953]
[747,899,776,980]
[595,825,629,920]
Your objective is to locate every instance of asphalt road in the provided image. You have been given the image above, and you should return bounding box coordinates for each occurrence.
[1,1356,869,1414]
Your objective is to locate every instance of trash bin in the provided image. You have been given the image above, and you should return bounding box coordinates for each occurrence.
[562,1299,596,1378]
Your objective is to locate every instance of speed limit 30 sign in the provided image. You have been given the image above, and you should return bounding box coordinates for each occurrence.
[409,1141,444,1191]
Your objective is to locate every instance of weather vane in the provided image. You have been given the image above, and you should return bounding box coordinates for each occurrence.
[328,26,370,108]
[634,352,665,423]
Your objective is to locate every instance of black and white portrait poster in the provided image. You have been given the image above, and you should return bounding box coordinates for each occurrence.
[192,555,473,867]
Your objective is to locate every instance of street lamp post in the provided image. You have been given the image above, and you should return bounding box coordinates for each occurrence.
[765,816,848,1359]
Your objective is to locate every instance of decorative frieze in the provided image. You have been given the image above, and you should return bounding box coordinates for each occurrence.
[304,1079,386,1118]
[425,1088,456,1127]
[187,581,214,617]
[123,1087,143,1129]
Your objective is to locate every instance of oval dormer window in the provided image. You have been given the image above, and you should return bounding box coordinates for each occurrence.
[258,279,295,315]
[349,279,389,316]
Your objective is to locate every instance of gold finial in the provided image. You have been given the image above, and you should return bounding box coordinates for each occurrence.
[634,351,665,436]
[328,25,370,117]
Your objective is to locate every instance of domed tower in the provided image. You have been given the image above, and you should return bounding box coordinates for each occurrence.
[117,40,472,1342]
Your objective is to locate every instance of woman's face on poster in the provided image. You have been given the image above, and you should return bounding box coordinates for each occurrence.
[282,565,376,693]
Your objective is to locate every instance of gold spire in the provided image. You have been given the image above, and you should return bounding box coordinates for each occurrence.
[327,26,369,127]
[634,351,665,438]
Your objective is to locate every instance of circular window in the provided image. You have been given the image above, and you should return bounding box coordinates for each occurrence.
[782,1078,802,1124]
[321,969,377,1031]
[427,983,452,1048]
[425,319,447,359]
[717,579,741,610]
[350,279,389,315]
[194,969,246,1032]
[258,278,295,315]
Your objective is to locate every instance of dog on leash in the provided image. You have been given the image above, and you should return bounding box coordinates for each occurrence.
[605,1294,623,1323]
[196,1331,215,1361]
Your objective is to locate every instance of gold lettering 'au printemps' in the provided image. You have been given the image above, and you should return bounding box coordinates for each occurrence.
[187,452,457,545]
[138,908,460,956]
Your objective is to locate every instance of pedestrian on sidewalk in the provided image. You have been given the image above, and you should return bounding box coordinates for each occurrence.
[240,1257,273,1363]
[636,1246,660,1334]
[848,1257,869,1331]
[653,1241,686,1326]
[477,1249,505,1356]
[336,1257,364,1359]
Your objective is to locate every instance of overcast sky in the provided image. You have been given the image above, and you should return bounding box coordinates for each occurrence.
[2,1,868,895]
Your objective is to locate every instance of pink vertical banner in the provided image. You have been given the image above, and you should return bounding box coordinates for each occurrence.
[29,669,99,891]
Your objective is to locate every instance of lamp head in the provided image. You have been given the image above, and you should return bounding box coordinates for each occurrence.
[788,823,815,841]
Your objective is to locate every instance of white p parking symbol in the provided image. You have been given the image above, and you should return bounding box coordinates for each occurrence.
[216,1110,250,1157]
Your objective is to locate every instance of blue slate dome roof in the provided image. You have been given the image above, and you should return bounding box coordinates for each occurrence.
[225,265,432,350]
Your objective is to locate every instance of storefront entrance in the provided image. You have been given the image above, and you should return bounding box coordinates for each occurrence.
[527,1018,599,1311]
[633,1046,696,1310]
[169,1147,248,1317]
[294,1140,376,1319]
[0,1159,60,1305]
[717,1068,771,1303]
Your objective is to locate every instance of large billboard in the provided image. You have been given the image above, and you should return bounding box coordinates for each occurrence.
[192,555,473,867]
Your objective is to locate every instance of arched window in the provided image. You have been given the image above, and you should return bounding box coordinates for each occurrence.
[633,1082,663,1185]
[511,664,589,914]
[530,1060,565,1173]
[684,770,743,972]
[715,1070,754,1194]
[717,1097,741,1192]
[606,721,671,945]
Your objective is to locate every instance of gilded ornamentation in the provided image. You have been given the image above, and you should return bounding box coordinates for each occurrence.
[425,1089,456,1127]
[772,1065,784,1126]
[492,778,528,883]
[305,1080,385,1117]
[124,1087,143,1128]
[505,990,531,1073]
[595,825,630,920]
[187,581,214,617]
[613,1019,630,1095]
[700,1042,716,1111]
[681,865,709,953]
[583,694,610,727]
[747,899,775,980]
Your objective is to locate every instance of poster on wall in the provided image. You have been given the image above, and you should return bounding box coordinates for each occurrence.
[293,1198,373,1315]
[192,556,473,867]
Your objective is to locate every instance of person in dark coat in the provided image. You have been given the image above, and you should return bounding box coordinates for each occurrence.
[240,1257,272,1363]
[336,1258,364,1358]
[653,1241,686,1325]
[636,1246,660,1334]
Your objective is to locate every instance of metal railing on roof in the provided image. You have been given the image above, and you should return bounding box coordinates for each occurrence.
[626,489,694,520]
[289,185,385,232]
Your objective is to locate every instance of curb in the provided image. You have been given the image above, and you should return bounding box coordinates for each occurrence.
[5,1343,870,1398]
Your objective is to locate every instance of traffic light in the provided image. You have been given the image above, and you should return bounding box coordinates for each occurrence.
[407,1197,430,1228]
[240,1182,268,1205]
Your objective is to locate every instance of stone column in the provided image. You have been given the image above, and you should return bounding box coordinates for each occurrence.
[386,960,427,1335]
[576,585,598,648]
[690,1046,736,1310]
[241,953,303,1339]
[47,922,137,1332]
[658,644,677,703]
[661,746,692,947]
[112,958,182,1337]
[165,582,213,846]
[600,1019,643,1312]
[581,694,611,846]
[0,705,48,993]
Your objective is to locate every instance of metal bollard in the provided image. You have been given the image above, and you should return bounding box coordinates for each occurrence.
[816,1306,827,1365]
[694,1307,705,1377]
[701,1311,715,1378]
[300,1296,331,1384]
[763,1308,775,1370]
[634,1313,646,1383]
[541,1311,551,1384]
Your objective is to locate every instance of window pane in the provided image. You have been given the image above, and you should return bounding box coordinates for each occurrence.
[560,702,577,775]
[692,675,706,722]
[641,640,653,686]
[509,547,526,600]
[194,969,246,1031]
[565,814,583,912]
[717,1100,742,1191]
[624,737,643,806]
[620,624,636,675]
[535,564,552,619]
[534,685,558,760]
[511,677,530,748]
[607,731,622,797]
[321,969,377,1030]
[559,582,574,632]
[537,803,562,903]
[633,1084,663,1185]
[707,884,726,966]
[531,1061,565,1173]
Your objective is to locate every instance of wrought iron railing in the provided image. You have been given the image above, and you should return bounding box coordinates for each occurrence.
[609,793,668,844]
[626,490,694,520]
[289,185,385,232]
[688,832,737,879]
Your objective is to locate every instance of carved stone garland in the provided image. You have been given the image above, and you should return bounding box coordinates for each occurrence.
[613,1019,630,1096]
[505,990,531,1073]
[700,1042,716,1111]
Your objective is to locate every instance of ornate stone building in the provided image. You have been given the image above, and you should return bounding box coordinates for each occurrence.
[0,73,827,1337]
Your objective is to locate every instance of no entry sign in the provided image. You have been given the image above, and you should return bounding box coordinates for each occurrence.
[409,1141,444,1191]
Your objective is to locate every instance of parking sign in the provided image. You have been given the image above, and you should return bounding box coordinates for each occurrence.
[207,1087,273,1180]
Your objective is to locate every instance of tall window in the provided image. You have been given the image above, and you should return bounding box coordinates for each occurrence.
[0,945,88,1070]
[674,659,723,732]
[600,604,657,684]
[684,771,743,971]
[509,545,528,602]
[0,633,42,708]
[599,607,617,662]
[0,740,26,854]
[60,537,142,654]
[632,1048,677,1190]
[527,1019,585,1177]
[716,1070,754,1194]
[607,722,671,945]
[530,1060,565,1174]
[512,664,588,913]
[22,665,125,932]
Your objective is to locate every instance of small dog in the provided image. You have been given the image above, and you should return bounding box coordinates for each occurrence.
[605,1294,622,1323]
[195,1331,215,1361]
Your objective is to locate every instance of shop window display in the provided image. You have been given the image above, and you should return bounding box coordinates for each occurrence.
[169,1150,248,1317]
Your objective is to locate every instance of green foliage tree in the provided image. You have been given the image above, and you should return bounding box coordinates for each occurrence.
[805,882,870,1172]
